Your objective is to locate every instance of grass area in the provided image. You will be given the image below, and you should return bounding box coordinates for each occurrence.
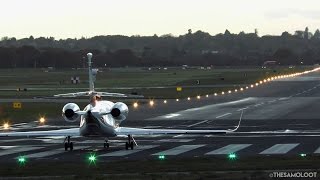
[0,66,312,99]
[1,156,319,179]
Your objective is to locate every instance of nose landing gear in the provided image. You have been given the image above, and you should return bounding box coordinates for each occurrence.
[125,135,136,150]
[64,136,73,151]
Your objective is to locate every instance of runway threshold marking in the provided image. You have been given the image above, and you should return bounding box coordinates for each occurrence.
[99,145,158,157]
[23,146,91,159]
[259,143,299,154]
[205,144,252,155]
[152,145,205,156]
[0,147,44,157]
[187,120,209,127]
[216,113,232,119]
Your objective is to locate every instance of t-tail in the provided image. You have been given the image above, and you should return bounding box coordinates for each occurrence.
[87,53,94,92]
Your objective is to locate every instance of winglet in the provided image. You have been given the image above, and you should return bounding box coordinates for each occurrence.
[228,110,244,132]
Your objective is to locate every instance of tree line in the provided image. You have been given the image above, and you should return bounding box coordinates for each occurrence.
[0,27,320,68]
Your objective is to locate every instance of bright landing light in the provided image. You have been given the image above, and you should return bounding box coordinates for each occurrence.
[39,117,45,123]
[17,156,26,165]
[149,100,154,106]
[3,123,9,130]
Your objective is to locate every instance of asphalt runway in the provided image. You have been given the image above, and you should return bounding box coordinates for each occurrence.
[1,70,320,163]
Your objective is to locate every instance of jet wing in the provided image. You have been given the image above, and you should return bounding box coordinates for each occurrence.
[54,92,89,97]
[115,127,231,136]
[115,110,243,136]
[54,91,143,98]
[0,128,80,137]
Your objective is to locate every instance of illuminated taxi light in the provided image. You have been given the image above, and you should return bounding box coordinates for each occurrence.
[176,99,179,102]
[255,83,259,86]
[240,88,244,91]
[263,79,267,83]
[300,153,307,157]
[250,85,254,88]
[187,97,191,101]
[271,77,274,80]
[17,156,26,165]
[39,117,45,123]
[221,91,225,95]
[197,95,201,99]
[259,81,263,84]
[246,86,249,89]
[228,90,232,94]
[234,89,238,92]
[206,94,209,98]
[158,155,165,160]
[228,153,237,160]
[163,100,167,104]
[214,93,218,96]
[3,123,9,130]
[133,102,138,108]
[88,154,97,164]
[149,100,155,106]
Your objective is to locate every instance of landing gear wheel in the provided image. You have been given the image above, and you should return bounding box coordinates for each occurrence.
[130,142,134,150]
[125,142,129,150]
[64,136,73,151]
[104,142,109,149]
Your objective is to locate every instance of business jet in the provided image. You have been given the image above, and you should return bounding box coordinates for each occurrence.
[0,53,242,151]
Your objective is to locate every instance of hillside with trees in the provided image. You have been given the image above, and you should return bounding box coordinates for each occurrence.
[0,27,319,68]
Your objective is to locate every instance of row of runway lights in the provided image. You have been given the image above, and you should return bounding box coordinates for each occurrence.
[15,152,309,166]
[132,67,320,109]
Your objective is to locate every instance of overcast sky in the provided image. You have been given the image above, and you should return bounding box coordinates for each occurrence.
[1,0,320,39]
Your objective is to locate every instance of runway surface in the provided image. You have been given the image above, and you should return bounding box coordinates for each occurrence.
[1,70,320,163]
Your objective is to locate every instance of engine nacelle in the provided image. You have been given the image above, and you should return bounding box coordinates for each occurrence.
[62,103,80,122]
[110,102,129,122]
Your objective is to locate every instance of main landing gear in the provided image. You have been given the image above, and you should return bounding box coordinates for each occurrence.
[64,136,73,151]
[104,138,110,149]
[125,135,134,150]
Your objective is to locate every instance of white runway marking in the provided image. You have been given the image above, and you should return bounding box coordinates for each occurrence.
[164,114,180,118]
[259,143,299,154]
[237,107,248,111]
[0,146,44,157]
[100,145,158,157]
[205,144,251,155]
[156,139,194,143]
[254,103,264,107]
[187,120,209,127]
[0,146,18,149]
[24,146,90,159]
[152,145,205,156]
[216,113,232,119]
[313,147,320,154]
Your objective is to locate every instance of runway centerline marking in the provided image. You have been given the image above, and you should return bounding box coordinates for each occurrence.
[206,144,252,155]
[216,113,232,119]
[99,145,158,157]
[259,143,299,154]
[187,120,209,127]
[152,145,205,156]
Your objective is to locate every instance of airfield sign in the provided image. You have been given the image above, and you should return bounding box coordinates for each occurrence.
[13,102,22,109]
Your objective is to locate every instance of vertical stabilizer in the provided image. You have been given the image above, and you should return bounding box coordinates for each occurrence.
[87,53,94,92]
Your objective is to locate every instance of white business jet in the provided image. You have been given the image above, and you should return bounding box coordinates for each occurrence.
[0,53,242,151]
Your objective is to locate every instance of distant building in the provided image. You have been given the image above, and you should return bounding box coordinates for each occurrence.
[262,61,277,68]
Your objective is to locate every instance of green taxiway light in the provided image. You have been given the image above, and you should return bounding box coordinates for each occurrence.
[18,156,26,165]
[89,155,97,162]
[228,153,237,160]
[158,155,165,160]
[300,153,307,157]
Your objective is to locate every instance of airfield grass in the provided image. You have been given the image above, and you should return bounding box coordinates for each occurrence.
[0,156,319,179]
